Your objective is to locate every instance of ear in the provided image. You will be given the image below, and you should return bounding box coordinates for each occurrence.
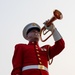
[25,35,29,40]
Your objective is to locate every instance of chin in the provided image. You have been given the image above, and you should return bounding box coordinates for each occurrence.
[33,38,39,42]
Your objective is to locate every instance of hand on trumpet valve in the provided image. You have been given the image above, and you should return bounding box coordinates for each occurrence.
[44,20,55,31]
[43,19,51,27]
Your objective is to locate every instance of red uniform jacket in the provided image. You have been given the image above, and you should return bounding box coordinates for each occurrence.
[11,38,65,75]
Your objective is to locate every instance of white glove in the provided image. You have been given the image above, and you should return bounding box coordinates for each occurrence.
[44,20,62,42]
[53,28,62,41]
[44,19,55,31]
[44,23,55,32]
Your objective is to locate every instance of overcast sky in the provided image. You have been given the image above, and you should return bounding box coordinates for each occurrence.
[0,0,75,75]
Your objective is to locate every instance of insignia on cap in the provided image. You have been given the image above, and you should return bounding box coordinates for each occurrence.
[32,23,36,26]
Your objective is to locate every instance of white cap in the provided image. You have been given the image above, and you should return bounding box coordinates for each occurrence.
[23,22,41,40]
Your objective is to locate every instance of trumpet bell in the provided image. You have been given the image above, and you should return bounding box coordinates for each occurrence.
[53,9,63,19]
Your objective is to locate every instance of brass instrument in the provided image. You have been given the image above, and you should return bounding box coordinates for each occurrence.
[40,9,63,42]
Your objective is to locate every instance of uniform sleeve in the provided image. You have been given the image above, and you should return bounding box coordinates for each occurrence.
[11,44,24,75]
[49,38,65,59]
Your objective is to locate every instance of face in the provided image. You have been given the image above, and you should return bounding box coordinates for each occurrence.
[26,29,40,42]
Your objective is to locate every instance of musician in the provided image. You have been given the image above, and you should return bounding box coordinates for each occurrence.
[11,22,65,75]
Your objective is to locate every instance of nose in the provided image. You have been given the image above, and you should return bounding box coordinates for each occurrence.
[33,30,40,36]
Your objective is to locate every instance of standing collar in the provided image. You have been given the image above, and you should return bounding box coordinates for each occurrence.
[28,41,39,45]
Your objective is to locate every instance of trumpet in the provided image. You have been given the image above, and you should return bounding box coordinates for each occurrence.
[40,9,63,42]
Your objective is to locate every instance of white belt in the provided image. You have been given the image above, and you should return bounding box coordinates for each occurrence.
[22,65,48,72]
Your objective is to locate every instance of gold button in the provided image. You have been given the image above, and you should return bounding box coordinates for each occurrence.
[36,51,39,53]
[35,45,38,47]
[38,58,41,60]
[37,54,40,56]
[39,62,42,64]
[36,48,38,49]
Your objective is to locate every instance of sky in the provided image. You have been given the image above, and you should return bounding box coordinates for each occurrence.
[0,0,75,75]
